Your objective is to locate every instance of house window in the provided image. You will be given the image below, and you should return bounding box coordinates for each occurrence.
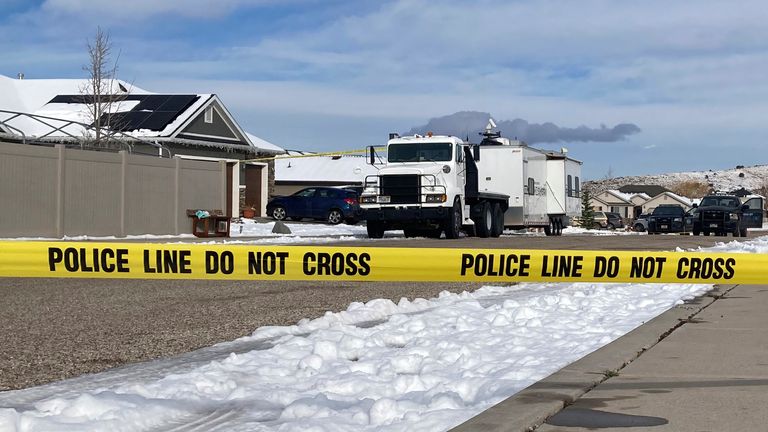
[527,177,535,195]
[204,107,213,124]
[567,175,573,197]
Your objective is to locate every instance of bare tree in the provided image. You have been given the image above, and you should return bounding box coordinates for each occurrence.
[79,27,126,148]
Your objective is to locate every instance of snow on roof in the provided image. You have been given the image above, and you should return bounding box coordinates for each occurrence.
[0,74,274,154]
[665,191,693,206]
[275,154,378,183]
[603,190,633,204]
[245,132,285,154]
[631,192,651,200]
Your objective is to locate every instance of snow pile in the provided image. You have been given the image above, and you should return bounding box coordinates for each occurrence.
[0,281,709,432]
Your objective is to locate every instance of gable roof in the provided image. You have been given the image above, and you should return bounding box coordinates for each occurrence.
[0,74,279,155]
[597,189,633,205]
[644,191,693,207]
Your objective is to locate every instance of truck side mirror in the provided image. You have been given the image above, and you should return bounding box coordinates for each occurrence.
[367,146,375,165]
[473,145,480,162]
[742,204,749,211]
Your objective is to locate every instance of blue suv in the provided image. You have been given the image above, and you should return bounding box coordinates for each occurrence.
[267,187,361,224]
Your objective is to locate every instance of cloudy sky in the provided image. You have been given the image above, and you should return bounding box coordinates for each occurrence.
[1,0,766,179]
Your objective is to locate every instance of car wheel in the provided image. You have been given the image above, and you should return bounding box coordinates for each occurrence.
[592,222,602,230]
[271,206,287,221]
[367,221,385,238]
[327,209,343,225]
[633,223,645,232]
[607,223,616,231]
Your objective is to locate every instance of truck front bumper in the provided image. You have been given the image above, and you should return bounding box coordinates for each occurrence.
[362,206,449,223]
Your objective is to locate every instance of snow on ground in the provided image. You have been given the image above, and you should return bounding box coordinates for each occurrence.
[12,220,640,244]
[3,238,766,431]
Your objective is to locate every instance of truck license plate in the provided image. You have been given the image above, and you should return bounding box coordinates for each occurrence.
[710,223,718,228]
[660,224,668,229]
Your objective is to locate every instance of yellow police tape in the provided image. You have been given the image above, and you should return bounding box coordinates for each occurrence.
[0,241,766,284]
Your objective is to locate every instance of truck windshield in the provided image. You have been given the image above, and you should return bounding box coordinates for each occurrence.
[700,197,740,207]
[653,206,683,215]
[388,142,453,162]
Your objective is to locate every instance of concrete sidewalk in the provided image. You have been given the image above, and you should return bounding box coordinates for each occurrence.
[452,284,768,431]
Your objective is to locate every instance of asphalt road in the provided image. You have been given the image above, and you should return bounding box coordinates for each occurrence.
[0,232,756,391]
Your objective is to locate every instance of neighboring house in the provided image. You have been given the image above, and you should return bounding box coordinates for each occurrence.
[274,152,380,196]
[0,74,284,217]
[591,190,634,220]
[641,192,693,214]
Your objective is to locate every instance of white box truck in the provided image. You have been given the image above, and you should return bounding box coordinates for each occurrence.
[360,121,583,238]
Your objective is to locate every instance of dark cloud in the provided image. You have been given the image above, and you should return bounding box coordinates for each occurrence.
[406,111,641,144]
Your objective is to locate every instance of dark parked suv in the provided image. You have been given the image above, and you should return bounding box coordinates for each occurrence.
[647,205,692,234]
[693,195,763,237]
[267,187,361,224]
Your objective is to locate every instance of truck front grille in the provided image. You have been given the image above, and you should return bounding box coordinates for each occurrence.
[702,210,725,221]
[380,175,420,204]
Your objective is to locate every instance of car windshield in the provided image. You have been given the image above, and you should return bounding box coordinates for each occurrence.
[700,197,741,207]
[388,142,453,162]
[653,206,682,215]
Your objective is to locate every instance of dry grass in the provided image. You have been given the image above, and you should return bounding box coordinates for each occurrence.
[671,180,711,198]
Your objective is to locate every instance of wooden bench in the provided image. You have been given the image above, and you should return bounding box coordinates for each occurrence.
[186,209,231,238]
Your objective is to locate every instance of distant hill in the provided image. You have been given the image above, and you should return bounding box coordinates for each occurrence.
[585,165,768,198]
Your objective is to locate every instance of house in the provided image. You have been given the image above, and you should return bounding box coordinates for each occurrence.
[590,190,634,220]
[0,74,284,216]
[641,192,693,213]
[274,152,380,196]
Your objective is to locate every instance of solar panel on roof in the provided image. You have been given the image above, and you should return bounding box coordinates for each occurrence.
[48,94,145,104]
[157,95,198,112]
[142,111,179,131]
[133,95,170,111]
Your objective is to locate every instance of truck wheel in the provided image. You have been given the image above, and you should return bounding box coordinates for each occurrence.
[693,228,699,236]
[703,230,710,236]
[367,221,385,239]
[490,203,504,237]
[473,201,491,238]
[555,218,563,236]
[544,222,552,236]
[443,200,462,239]
[740,228,748,237]
[634,223,645,232]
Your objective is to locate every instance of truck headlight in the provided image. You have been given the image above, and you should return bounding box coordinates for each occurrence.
[425,194,447,203]
[730,213,739,221]
[360,196,377,204]
[378,196,391,204]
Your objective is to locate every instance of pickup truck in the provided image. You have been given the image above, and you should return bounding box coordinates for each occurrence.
[647,205,692,234]
[692,194,764,237]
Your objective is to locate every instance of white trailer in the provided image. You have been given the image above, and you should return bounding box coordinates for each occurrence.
[360,122,583,238]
